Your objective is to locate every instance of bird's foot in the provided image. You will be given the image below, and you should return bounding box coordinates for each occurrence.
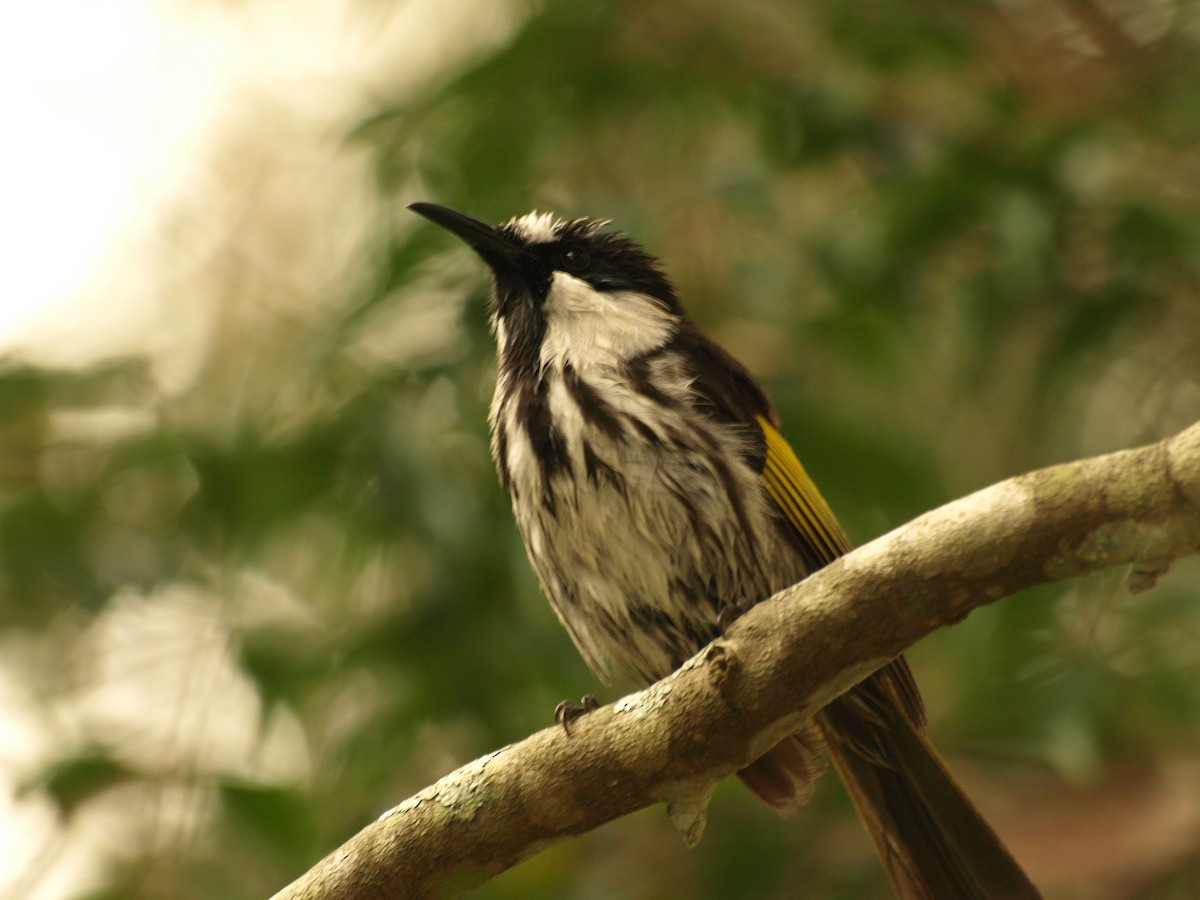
[554,694,600,736]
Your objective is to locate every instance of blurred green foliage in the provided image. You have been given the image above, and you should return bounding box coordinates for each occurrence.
[4,1,1200,897]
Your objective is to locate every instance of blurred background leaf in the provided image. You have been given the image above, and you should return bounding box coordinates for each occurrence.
[3,0,1200,897]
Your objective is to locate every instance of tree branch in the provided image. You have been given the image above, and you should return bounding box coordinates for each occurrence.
[272,421,1200,900]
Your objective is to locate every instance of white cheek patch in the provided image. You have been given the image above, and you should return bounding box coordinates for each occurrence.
[540,272,677,371]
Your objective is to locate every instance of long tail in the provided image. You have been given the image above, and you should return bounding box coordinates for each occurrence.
[739,664,1039,899]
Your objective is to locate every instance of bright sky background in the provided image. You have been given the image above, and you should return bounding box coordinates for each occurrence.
[0,0,517,369]
[0,0,229,361]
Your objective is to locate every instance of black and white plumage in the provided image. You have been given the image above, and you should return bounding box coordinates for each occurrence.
[487,212,807,684]
[409,202,1040,900]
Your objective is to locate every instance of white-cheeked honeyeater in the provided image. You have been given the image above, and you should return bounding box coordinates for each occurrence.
[410,202,1040,900]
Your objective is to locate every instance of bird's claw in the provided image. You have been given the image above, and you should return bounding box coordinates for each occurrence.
[554,694,600,736]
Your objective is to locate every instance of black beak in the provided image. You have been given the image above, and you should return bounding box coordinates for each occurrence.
[408,202,533,271]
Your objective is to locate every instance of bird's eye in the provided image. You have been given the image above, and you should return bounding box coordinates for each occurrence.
[562,248,581,267]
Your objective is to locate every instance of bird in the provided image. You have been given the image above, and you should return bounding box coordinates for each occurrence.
[409,201,1040,899]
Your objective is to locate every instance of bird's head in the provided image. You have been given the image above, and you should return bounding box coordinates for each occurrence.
[409,203,685,374]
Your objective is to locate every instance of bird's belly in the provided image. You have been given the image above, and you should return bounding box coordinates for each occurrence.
[511,442,785,683]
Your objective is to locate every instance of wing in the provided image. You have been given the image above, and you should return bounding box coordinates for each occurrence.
[676,321,851,570]
[757,412,925,727]
[680,324,923,725]
[756,414,852,564]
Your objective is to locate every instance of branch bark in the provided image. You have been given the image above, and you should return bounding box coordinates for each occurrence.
[272,421,1200,900]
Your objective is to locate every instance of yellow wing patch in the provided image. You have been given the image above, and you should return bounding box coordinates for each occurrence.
[758,416,927,727]
[757,415,852,564]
